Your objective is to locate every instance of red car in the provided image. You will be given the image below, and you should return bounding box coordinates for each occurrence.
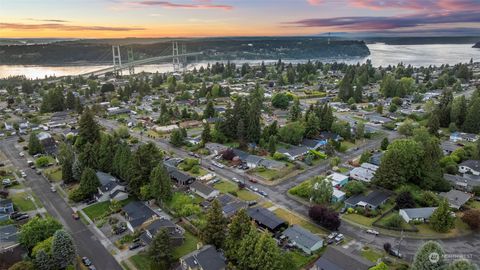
[249,178,258,183]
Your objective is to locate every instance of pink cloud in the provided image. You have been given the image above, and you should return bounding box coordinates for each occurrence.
[307,0,323,5]
[133,1,233,10]
[349,0,480,12]
[0,23,145,31]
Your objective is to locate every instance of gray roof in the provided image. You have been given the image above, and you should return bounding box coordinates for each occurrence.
[247,207,286,231]
[122,201,158,229]
[439,190,472,209]
[301,138,323,148]
[278,145,309,157]
[440,141,461,153]
[96,171,120,192]
[190,181,217,197]
[0,225,18,249]
[400,207,437,220]
[444,173,480,187]
[460,160,480,171]
[141,219,183,245]
[259,159,284,169]
[283,225,322,250]
[245,155,263,165]
[232,149,249,160]
[314,246,374,270]
[345,190,391,208]
[181,245,226,270]
[222,201,247,218]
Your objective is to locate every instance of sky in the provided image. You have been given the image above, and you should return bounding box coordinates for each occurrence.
[1,0,480,38]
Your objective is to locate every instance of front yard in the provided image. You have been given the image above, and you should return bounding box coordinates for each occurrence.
[213,180,259,201]
[273,207,327,235]
[10,192,41,211]
[251,163,295,181]
[44,166,62,182]
[82,198,135,221]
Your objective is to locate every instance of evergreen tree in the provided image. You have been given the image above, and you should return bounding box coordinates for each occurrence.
[289,98,302,121]
[77,108,100,147]
[304,112,320,139]
[430,198,455,232]
[447,259,477,270]
[236,225,260,270]
[201,123,211,144]
[412,241,446,270]
[148,164,172,204]
[319,104,334,131]
[427,113,440,135]
[463,97,480,133]
[72,158,83,181]
[437,89,453,127]
[148,228,174,270]
[28,133,44,155]
[78,142,97,169]
[252,232,285,270]
[96,134,115,173]
[61,158,74,184]
[203,100,215,119]
[170,129,185,147]
[34,250,52,270]
[112,143,132,182]
[451,95,467,128]
[65,91,75,110]
[78,167,100,199]
[74,97,83,114]
[129,142,163,196]
[268,135,277,156]
[224,209,251,262]
[246,86,263,143]
[202,199,227,248]
[51,230,76,269]
[356,122,365,139]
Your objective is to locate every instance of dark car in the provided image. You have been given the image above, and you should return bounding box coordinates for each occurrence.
[129,242,142,250]
[9,212,21,219]
[113,226,127,235]
[15,214,29,221]
[82,257,92,266]
[0,189,8,198]
[389,249,403,258]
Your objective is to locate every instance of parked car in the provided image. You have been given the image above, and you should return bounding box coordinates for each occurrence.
[259,191,268,197]
[50,186,56,192]
[366,229,379,236]
[10,212,22,219]
[334,234,344,243]
[35,170,41,175]
[232,177,240,183]
[19,152,25,157]
[249,178,258,183]
[247,201,257,207]
[389,249,403,258]
[82,257,92,266]
[129,242,143,250]
[15,214,29,221]
[88,266,96,270]
[207,166,215,171]
[72,212,80,220]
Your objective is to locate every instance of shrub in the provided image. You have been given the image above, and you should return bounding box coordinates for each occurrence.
[288,180,312,199]
[36,156,50,168]
[309,204,340,231]
[462,209,480,230]
[273,152,287,161]
[384,214,403,228]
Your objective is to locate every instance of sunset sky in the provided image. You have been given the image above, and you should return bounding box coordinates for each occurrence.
[1,0,480,38]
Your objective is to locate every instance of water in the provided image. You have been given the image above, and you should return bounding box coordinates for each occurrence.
[1,43,479,79]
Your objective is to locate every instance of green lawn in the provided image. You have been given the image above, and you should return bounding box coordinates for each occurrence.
[252,163,295,181]
[83,198,135,220]
[467,200,480,210]
[129,254,150,270]
[361,247,383,263]
[10,192,39,211]
[274,208,327,235]
[289,250,317,269]
[214,180,259,201]
[173,231,199,259]
[342,213,376,227]
[44,167,62,182]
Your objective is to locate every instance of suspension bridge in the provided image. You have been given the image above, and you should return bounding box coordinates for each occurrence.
[77,41,202,78]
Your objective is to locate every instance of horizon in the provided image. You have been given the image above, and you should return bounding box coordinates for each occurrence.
[1,0,480,38]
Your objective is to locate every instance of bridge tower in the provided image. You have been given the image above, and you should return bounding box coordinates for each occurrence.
[112,45,122,75]
[172,41,181,72]
[127,48,135,75]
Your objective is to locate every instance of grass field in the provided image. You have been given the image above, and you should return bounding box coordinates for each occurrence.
[10,192,40,211]
[289,250,317,269]
[83,198,135,220]
[273,208,327,235]
[44,167,62,182]
[214,180,259,201]
[361,247,383,262]
[342,213,376,227]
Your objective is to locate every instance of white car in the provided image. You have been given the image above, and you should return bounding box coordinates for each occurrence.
[50,186,56,192]
[366,229,379,235]
[19,152,25,157]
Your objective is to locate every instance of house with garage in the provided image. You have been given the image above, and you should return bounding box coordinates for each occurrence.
[140,218,185,246]
[439,189,472,210]
[459,160,480,176]
[190,181,219,199]
[0,225,25,270]
[449,132,479,143]
[247,207,287,233]
[349,163,378,183]
[440,141,461,155]
[312,246,374,270]
[344,190,392,210]
[282,225,323,255]
[95,171,128,202]
[222,201,248,218]
[399,207,437,223]
[37,132,58,156]
[301,138,326,150]
[122,201,158,232]
[205,143,228,156]
[444,173,480,191]
[326,172,349,188]
[165,164,196,186]
[180,245,226,270]
[277,145,310,161]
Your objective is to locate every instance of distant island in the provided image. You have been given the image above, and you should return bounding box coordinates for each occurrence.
[0,37,370,65]
[474,41,480,48]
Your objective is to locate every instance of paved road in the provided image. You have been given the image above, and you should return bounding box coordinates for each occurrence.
[99,118,480,264]
[0,138,122,270]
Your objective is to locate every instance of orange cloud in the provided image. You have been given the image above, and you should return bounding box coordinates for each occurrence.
[129,0,233,10]
[0,23,145,31]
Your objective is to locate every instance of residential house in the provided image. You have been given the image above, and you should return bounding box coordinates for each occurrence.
[244,155,264,169]
[122,201,158,232]
[107,107,131,116]
[0,225,25,270]
[190,181,219,200]
[282,225,323,255]
[349,163,378,183]
[444,173,480,191]
[439,190,472,210]
[247,207,287,233]
[365,114,392,125]
[312,246,374,270]
[222,201,247,218]
[95,171,128,202]
[326,173,349,188]
[205,143,227,156]
[369,152,383,166]
[37,132,57,155]
[179,245,226,270]
[165,164,196,185]
[332,189,346,203]
[459,160,480,176]
[140,218,184,246]
[344,190,391,210]
[301,138,326,150]
[277,146,310,161]
[450,132,479,143]
[440,141,461,155]
[259,159,284,170]
[0,199,14,221]
[319,131,342,142]
[399,207,437,223]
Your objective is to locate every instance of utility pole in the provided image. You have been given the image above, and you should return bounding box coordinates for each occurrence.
[112,45,122,75]
[127,48,135,75]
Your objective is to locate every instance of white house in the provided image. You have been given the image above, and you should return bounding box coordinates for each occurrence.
[190,181,219,199]
[399,207,437,223]
[459,160,480,176]
[326,172,349,187]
